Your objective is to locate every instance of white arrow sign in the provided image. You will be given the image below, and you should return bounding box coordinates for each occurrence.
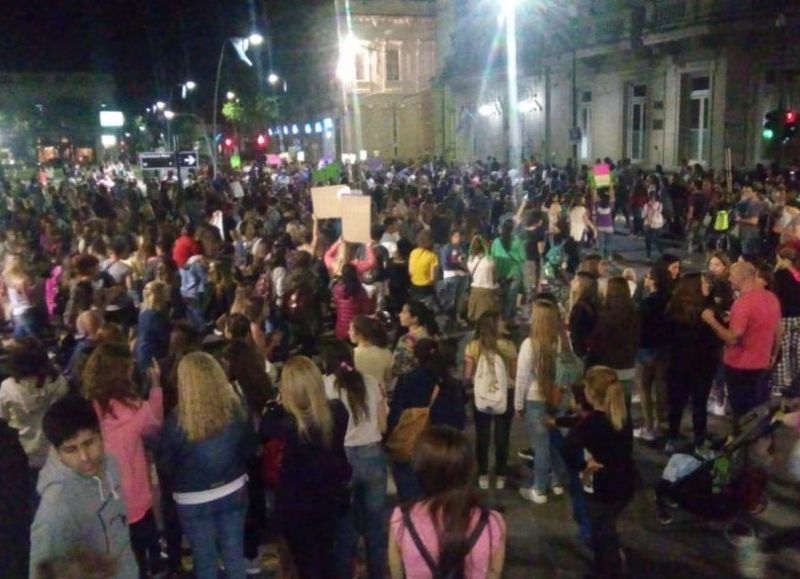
[184,155,196,166]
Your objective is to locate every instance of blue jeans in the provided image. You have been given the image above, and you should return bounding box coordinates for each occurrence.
[441,276,468,317]
[644,227,663,258]
[13,309,42,339]
[501,276,522,320]
[176,487,248,579]
[551,430,591,543]
[597,231,613,259]
[523,400,567,493]
[336,444,388,579]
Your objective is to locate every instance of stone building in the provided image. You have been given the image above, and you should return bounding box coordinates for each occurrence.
[435,0,800,170]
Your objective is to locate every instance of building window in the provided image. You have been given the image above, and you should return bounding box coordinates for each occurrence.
[689,77,710,164]
[628,84,647,162]
[355,50,369,82]
[579,97,592,160]
[386,49,400,82]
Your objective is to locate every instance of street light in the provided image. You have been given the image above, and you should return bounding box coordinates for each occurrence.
[155,101,166,111]
[226,91,236,101]
[211,31,264,176]
[185,80,197,91]
[500,0,522,169]
[164,110,176,120]
[267,72,279,85]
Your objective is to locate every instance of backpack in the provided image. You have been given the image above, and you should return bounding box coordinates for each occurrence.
[386,385,440,462]
[543,241,566,279]
[400,505,491,579]
[713,209,729,232]
[473,351,509,415]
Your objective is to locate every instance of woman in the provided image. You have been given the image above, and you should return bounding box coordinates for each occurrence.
[350,315,394,390]
[569,196,595,247]
[568,272,600,359]
[392,301,437,380]
[0,338,68,496]
[259,356,350,579]
[466,235,499,323]
[490,220,525,320]
[773,247,800,396]
[3,254,42,339]
[664,273,723,456]
[546,193,562,246]
[463,312,517,490]
[325,237,377,280]
[322,345,388,579]
[408,229,439,310]
[333,263,375,341]
[386,238,412,318]
[83,342,164,578]
[595,193,614,259]
[515,300,568,504]
[641,191,665,260]
[707,251,734,311]
[634,269,669,442]
[388,426,506,579]
[389,339,466,501]
[588,277,640,404]
[159,352,256,579]
[564,366,636,579]
[136,281,171,376]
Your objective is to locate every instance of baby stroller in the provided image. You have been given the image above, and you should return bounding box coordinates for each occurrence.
[655,400,780,542]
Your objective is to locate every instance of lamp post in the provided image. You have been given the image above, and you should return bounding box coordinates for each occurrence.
[211,32,264,177]
[502,0,521,170]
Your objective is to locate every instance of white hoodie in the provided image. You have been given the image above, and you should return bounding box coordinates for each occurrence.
[0,375,68,468]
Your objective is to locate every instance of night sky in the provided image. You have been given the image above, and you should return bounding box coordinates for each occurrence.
[0,0,323,113]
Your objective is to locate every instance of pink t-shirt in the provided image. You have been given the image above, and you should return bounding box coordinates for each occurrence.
[723,288,781,370]
[390,504,505,579]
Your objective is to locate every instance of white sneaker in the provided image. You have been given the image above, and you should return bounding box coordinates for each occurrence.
[634,427,657,441]
[519,487,548,504]
[631,393,641,404]
[246,557,262,575]
[736,538,767,579]
[478,475,490,490]
[495,476,506,490]
[552,485,565,496]
[708,400,727,417]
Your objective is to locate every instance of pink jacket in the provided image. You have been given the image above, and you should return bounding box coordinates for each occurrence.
[94,387,163,523]
[333,282,375,340]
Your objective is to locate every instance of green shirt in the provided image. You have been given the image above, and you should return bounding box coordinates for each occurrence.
[490,236,525,280]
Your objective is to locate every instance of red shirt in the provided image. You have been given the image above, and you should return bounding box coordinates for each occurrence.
[173,235,201,268]
[723,288,781,370]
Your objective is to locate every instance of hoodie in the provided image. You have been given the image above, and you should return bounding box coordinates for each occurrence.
[30,452,138,579]
[0,375,69,468]
[94,387,163,524]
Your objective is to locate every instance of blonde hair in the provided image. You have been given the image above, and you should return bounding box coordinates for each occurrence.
[584,366,628,430]
[142,280,168,311]
[529,300,561,402]
[279,356,334,447]
[177,352,242,442]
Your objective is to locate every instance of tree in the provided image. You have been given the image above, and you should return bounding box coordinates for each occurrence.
[221,101,245,126]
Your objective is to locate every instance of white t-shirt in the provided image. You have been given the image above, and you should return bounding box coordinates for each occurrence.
[569,206,588,242]
[467,255,496,289]
[324,374,383,447]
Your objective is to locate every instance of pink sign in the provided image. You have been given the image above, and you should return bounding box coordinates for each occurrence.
[266,154,281,166]
[594,163,611,188]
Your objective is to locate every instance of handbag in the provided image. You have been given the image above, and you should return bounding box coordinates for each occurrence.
[385,385,440,462]
[555,337,584,387]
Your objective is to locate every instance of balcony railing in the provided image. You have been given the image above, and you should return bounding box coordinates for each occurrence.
[645,0,785,32]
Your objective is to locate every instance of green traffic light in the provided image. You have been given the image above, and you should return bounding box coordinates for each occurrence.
[763,128,775,140]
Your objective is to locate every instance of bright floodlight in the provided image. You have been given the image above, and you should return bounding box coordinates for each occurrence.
[156,101,166,111]
[478,103,495,117]
[500,0,522,12]
[164,110,175,120]
[517,98,537,114]
[185,80,197,91]
[226,91,236,100]
[248,33,264,46]
[267,73,279,85]
[336,33,360,82]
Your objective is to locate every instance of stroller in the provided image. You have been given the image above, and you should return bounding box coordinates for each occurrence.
[655,400,780,541]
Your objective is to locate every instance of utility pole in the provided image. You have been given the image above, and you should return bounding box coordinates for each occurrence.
[776,9,787,169]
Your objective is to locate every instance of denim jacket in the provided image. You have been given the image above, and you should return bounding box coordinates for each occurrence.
[158,407,257,493]
[179,255,207,300]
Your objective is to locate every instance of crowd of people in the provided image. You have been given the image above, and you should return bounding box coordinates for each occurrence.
[0,153,798,579]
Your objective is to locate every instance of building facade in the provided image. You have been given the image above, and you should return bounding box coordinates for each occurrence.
[337,0,437,161]
[436,0,800,171]
[0,72,117,165]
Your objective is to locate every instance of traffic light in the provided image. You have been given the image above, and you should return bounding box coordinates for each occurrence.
[256,134,268,147]
[224,137,233,148]
[784,109,798,143]
[763,110,779,141]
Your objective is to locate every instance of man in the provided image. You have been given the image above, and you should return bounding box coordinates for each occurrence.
[30,396,137,579]
[702,262,782,430]
[736,185,764,256]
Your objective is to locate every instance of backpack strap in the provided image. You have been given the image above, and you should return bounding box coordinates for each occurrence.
[401,506,440,576]
[465,508,491,553]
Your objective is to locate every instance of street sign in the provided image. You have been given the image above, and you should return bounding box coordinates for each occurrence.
[178,151,199,168]
[140,152,176,169]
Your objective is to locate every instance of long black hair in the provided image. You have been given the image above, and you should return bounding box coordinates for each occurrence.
[322,342,369,426]
[406,300,439,336]
[500,219,513,252]
[341,263,362,299]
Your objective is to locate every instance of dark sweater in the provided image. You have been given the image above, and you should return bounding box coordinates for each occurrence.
[774,268,800,318]
[569,300,597,358]
[588,310,640,370]
[388,368,466,434]
[563,411,636,502]
[639,292,669,350]
[666,311,724,379]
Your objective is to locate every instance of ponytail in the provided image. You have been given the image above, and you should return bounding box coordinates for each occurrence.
[584,366,628,431]
[335,362,370,427]
[605,380,628,431]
